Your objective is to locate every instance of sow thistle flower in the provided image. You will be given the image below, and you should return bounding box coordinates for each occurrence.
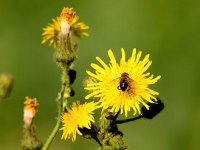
[60,101,99,141]
[41,17,60,48]
[41,7,89,48]
[85,48,161,117]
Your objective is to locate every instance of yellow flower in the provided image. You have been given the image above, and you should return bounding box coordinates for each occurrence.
[60,101,99,141]
[70,18,89,38]
[85,48,161,117]
[41,7,89,48]
[41,17,60,48]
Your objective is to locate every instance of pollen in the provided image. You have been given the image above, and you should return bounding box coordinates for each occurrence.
[60,7,77,25]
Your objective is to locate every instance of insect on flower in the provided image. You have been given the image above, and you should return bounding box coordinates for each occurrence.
[117,72,134,92]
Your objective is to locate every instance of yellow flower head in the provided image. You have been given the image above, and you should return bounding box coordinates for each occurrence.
[41,17,61,48]
[85,48,161,117]
[41,7,89,48]
[23,96,39,125]
[60,101,99,141]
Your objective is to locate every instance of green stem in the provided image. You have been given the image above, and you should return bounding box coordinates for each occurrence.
[42,99,61,150]
[42,70,67,150]
[42,32,75,149]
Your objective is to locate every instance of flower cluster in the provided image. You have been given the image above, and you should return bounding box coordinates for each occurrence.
[33,5,164,149]
[40,5,162,148]
[41,7,89,48]
[60,48,161,142]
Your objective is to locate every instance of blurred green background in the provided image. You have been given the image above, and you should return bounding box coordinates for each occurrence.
[0,0,200,149]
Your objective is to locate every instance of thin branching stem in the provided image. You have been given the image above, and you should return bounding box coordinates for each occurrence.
[116,115,143,124]
[93,137,102,147]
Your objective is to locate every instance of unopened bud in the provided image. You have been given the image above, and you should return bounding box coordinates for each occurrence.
[141,98,164,119]
[0,73,13,100]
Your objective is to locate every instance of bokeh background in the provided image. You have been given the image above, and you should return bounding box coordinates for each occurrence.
[0,0,200,149]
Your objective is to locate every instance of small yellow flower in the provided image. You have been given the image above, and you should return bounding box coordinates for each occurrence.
[23,97,39,125]
[85,48,161,117]
[41,17,60,48]
[60,101,99,141]
[41,7,89,48]
[70,18,89,38]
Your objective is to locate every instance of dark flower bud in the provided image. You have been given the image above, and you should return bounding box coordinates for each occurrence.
[142,98,164,119]
[68,69,76,84]
[78,123,101,146]
[70,88,75,97]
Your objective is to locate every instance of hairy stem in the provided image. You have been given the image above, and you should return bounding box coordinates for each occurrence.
[42,69,68,150]
[42,30,75,149]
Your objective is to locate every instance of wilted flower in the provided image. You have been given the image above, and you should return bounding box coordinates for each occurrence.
[23,97,39,126]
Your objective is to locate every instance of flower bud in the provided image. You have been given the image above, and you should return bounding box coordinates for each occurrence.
[0,73,13,100]
[141,98,164,119]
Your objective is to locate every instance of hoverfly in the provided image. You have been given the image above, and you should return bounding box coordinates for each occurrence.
[117,72,133,92]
